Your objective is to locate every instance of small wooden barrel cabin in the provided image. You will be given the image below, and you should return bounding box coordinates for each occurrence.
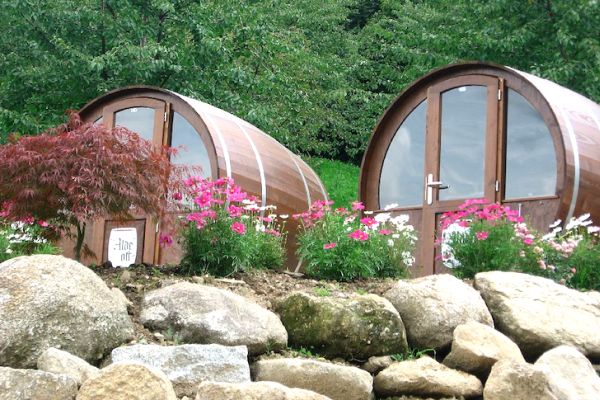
[360,62,600,275]
[64,86,327,267]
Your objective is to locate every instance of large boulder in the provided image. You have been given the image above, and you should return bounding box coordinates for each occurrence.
[484,359,559,400]
[443,321,525,379]
[485,346,600,400]
[535,345,600,399]
[474,271,600,359]
[384,275,493,349]
[0,255,134,368]
[276,292,408,360]
[195,381,332,400]
[111,344,250,397]
[252,358,373,400]
[140,282,287,355]
[0,366,78,400]
[373,357,482,398]
[37,347,99,387]
[76,362,177,400]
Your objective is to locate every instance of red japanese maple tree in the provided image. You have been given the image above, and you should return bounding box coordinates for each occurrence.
[0,113,182,261]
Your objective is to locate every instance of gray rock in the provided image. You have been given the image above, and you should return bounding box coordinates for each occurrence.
[483,360,558,400]
[443,321,524,379]
[535,345,600,399]
[252,358,373,400]
[362,355,394,374]
[373,357,482,398]
[140,282,287,355]
[384,275,492,350]
[76,362,177,400]
[0,255,134,368]
[0,366,78,400]
[111,287,133,314]
[37,347,99,387]
[474,271,600,359]
[195,381,332,400]
[277,292,408,360]
[111,344,250,397]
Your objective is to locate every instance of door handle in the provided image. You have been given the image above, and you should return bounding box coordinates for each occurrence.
[426,173,449,205]
[427,181,449,190]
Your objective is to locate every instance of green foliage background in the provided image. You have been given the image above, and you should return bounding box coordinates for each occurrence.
[1,0,598,164]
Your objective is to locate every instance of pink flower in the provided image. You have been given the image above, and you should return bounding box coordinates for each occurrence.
[159,233,173,247]
[231,221,246,235]
[360,217,377,227]
[476,231,489,241]
[194,192,213,208]
[324,242,337,250]
[571,267,577,274]
[335,207,349,215]
[227,186,247,202]
[172,192,183,201]
[228,205,243,218]
[200,210,217,220]
[37,220,49,227]
[523,238,534,246]
[21,216,35,225]
[458,198,488,210]
[379,229,392,236]
[351,201,365,211]
[348,229,369,241]
[265,229,281,237]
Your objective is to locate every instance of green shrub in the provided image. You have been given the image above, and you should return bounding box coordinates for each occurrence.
[441,200,600,290]
[177,177,285,276]
[540,214,600,291]
[295,200,416,281]
[0,215,60,262]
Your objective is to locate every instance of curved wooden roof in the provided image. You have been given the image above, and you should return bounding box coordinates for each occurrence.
[80,86,327,215]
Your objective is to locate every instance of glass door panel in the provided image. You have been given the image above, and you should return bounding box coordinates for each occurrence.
[115,107,156,142]
[439,86,488,200]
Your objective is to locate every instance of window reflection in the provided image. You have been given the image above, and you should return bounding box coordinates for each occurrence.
[114,107,155,142]
[505,89,556,198]
[170,112,211,178]
[379,100,427,208]
[439,86,487,200]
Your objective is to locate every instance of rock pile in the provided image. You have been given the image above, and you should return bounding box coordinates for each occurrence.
[2,255,600,399]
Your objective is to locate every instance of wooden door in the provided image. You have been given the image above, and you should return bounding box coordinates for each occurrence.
[100,98,168,265]
[420,76,501,274]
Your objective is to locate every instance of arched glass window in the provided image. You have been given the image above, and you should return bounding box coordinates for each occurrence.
[379,100,427,208]
[114,107,155,142]
[505,89,556,199]
[170,112,211,178]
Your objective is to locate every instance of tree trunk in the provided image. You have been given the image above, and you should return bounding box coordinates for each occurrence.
[74,221,86,262]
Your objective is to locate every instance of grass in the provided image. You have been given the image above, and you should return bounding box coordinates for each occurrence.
[304,157,360,208]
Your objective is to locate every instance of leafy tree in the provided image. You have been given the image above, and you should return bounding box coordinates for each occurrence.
[0,113,177,261]
[0,0,598,164]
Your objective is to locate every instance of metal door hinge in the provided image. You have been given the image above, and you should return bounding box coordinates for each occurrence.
[164,112,168,122]
[498,89,502,101]
[495,180,500,192]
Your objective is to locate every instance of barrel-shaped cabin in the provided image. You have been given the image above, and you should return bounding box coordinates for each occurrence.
[66,86,327,267]
[360,62,600,275]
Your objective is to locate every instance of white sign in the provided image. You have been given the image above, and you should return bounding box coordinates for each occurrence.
[108,228,138,268]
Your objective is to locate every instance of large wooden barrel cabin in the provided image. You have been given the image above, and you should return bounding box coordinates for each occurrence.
[360,62,600,275]
[63,86,327,267]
